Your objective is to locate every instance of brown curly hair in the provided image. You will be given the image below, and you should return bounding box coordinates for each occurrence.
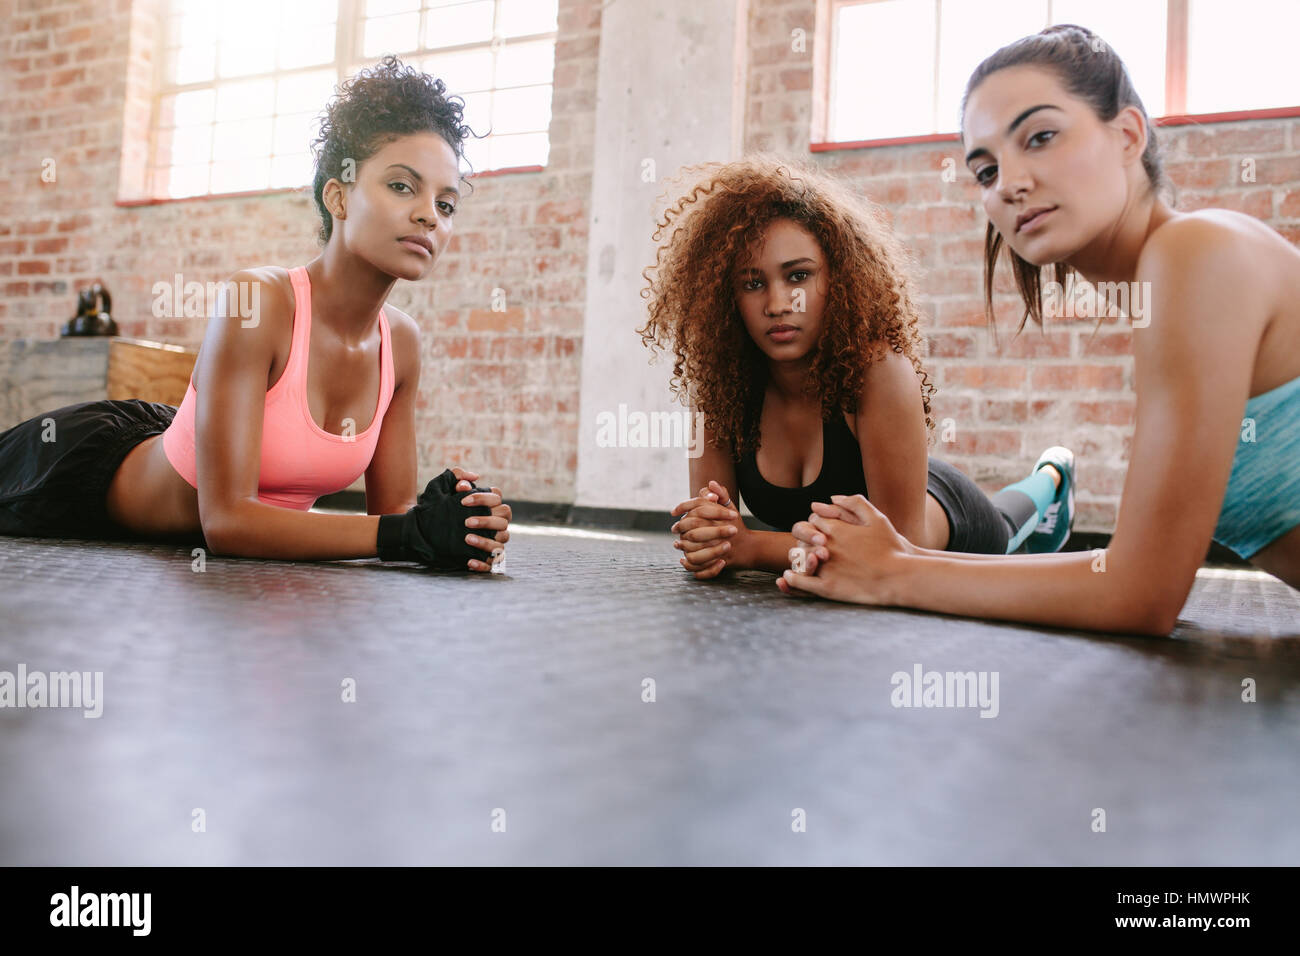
[637,155,936,458]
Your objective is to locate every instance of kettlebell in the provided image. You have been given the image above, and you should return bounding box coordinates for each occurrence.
[61,283,118,336]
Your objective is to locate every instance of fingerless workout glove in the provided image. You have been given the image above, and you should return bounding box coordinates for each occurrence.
[376,468,497,569]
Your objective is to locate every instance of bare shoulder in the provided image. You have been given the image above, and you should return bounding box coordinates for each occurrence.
[226,265,295,314]
[381,301,419,337]
[860,345,921,401]
[380,302,421,391]
[1136,211,1278,335]
[192,266,293,390]
[1139,210,1282,279]
[220,265,295,339]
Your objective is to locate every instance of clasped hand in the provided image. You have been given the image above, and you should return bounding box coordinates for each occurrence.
[776,494,914,604]
[440,466,512,572]
[669,480,748,579]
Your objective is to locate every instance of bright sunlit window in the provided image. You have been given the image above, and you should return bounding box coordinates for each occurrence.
[151,0,557,199]
[407,0,558,172]
[1185,0,1300,114]
[827,0,1300,144]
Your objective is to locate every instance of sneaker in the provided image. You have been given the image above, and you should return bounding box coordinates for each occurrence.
[1026,446,1075,554]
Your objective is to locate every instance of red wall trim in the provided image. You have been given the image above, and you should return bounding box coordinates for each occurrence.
[1155,106,1300,127]
[115,165,547,208]
[117,186,308,208]
[466,164,545,178]
[812,105,1300,153]
[811,131,960,152]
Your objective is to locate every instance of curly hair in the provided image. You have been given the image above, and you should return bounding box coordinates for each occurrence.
[637,155,936,459]
[310,54,480,245]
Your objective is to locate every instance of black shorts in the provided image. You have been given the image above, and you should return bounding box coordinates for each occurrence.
[0,399,179,541]
[926,456,1012,555]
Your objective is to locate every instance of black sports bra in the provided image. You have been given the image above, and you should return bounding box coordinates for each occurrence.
[734,414,868,531]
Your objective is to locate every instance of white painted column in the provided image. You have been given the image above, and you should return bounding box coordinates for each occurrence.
[574,0,749,511]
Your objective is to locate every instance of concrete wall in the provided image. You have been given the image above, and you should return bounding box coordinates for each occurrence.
[574,0,747,510]
[0,337,110,428]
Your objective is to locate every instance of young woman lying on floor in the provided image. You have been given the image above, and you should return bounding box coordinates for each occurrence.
[0,56,510,572]
[781,25,1300,634]
[639,156,1075,578]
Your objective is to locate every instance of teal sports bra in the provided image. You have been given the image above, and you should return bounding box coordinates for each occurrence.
[1212,373,1300,558]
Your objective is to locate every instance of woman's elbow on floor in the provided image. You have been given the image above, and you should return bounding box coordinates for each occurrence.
[199,512,243,557]
[1117,599,1182,637]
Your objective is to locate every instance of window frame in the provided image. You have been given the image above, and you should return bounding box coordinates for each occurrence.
[123,0,551,208]
[811,0,1300,153]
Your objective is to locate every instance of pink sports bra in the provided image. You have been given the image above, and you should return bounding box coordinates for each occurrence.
[162,265,395,510]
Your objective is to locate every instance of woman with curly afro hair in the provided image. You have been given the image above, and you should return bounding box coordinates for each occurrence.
[0,55,511,573]
[640,156,1074,579]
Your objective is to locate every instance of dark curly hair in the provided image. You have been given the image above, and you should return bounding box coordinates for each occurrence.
[962,24,1171,332]
[310,54,480,245]
[638,155,936,459]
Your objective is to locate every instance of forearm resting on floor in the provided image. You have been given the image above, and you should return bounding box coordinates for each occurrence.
[203,500,384,561]
[913,545,1094,562]
[890,548,1177,635]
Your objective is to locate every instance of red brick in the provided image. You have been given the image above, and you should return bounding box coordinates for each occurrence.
[979,399,1027,423]
[54,26,92,46]
[1030,364,1125,391]
[1079,330,1133,357]
[50,67,84,87]
[928,394,975,421]
[1166,159,1232,189]
[860,176,942,205]
[826,152,900,177]
[467,307,524,332]
[522,226,562,250]
[1071,400,1135,426]
[535,199,584,224]
[1178,189,1272,218]
[905,147,965,172]
[1077,499,1118,532]
[994,329,1071,359]
[438,336,469,358]
[1281,189,1300,220]
[1180,125,1287,156]
[948,428,1021,456]
[942,365,1026,389]
[448,232,497,255]
[927,331,976,358]
[938,237,985,265]
[15,34,50,53]
[1079,463,1129,496]
[506,335,546,360]
[1249,156,1300,185]
[925,267,980,296]
[894,204,980,235]
[933,302,994,328]
[17,260,50,274]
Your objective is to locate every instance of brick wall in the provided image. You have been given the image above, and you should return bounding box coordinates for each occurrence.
[745,0,1300,533]
[0,0,598,503]
[2,0,1297,529]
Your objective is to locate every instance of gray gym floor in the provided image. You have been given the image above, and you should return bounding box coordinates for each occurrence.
[1,522,1298,866]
